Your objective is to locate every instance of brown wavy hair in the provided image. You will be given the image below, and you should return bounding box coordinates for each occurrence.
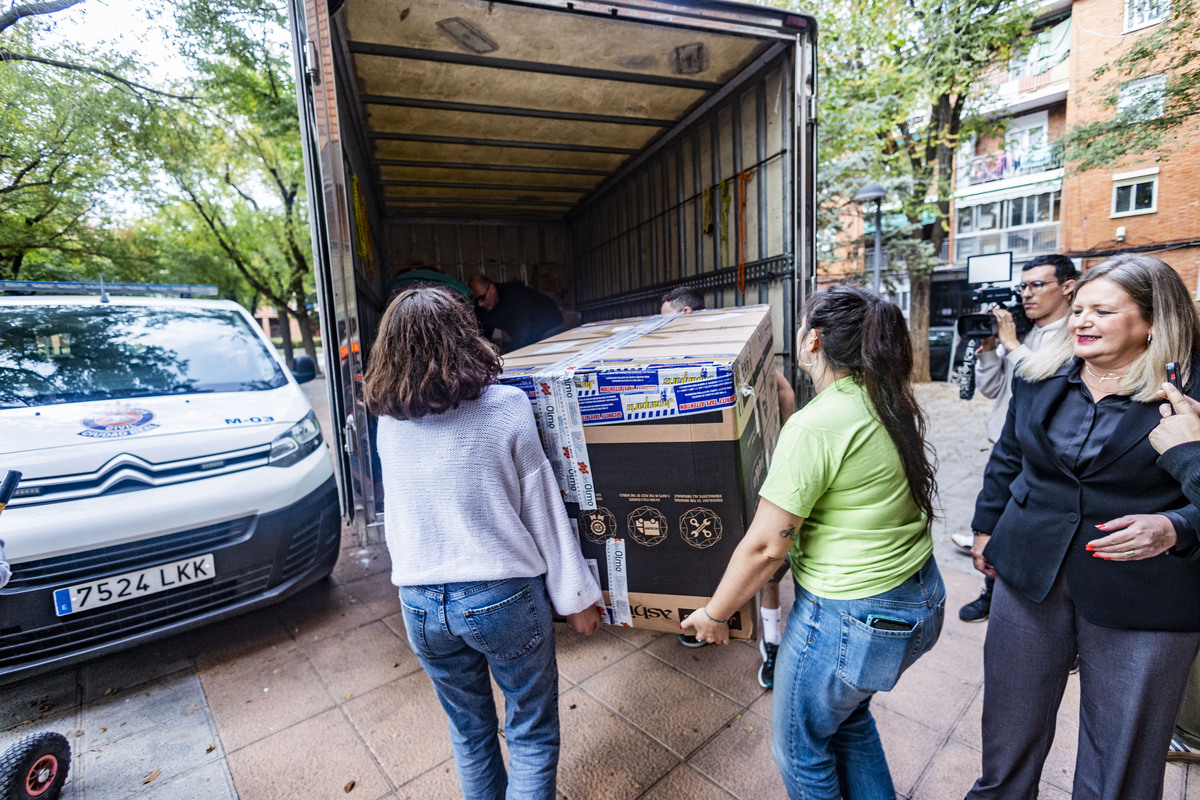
[802,285,938,522]
[364,286,502,419]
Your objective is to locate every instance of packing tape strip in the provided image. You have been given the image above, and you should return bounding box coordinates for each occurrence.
[533,314,679,507]
[605,537,633,627]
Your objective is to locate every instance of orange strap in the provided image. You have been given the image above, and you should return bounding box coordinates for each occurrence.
[736,168,756,295]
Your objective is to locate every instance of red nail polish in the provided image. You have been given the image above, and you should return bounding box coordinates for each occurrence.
[1095,524,1105,529]
[1086,544,1094,551]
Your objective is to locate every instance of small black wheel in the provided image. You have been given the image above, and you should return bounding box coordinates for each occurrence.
[0,732,70,800]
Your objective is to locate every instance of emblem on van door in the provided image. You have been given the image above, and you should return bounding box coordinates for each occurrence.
[78,408,160,438]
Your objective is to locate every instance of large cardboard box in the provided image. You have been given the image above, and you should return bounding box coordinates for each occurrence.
[501,306,782,639]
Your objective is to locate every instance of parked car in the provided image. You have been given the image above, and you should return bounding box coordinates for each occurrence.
[929,325,968,382]
[0,294,341,684]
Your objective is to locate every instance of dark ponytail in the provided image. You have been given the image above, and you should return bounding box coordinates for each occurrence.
[802,286,938,522]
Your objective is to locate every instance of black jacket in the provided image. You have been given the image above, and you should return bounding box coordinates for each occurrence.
[972,356,1200,631]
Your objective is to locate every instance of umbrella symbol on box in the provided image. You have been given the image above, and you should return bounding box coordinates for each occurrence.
[627,506,668,547]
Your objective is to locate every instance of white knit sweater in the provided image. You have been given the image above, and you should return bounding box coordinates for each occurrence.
[377,383,602,617]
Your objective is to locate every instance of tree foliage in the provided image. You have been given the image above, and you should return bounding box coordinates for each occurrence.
[783,0,1034,380]
[1061,0,1199,169]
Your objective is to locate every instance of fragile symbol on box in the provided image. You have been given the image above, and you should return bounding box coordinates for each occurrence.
[679,507,723,549]
[627,506,668,547]
[580,506,617,545]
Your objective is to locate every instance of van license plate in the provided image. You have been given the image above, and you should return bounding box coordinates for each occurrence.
[52,554,216,617]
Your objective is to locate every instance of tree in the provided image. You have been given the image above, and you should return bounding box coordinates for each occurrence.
[789,0,1034,380]
[1061,0,1199,169]
[148,0,319,369]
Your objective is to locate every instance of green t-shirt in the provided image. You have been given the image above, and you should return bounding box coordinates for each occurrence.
[759,376,931,599]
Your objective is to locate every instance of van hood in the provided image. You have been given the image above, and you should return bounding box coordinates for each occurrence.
[0,388,312,479]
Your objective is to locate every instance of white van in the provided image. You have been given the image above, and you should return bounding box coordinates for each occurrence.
[0,293,341,684]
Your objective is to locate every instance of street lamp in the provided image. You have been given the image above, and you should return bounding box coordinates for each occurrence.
[854,181,886,293]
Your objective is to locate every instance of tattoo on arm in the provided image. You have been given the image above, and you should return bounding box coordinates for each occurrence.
[778,524,796,539]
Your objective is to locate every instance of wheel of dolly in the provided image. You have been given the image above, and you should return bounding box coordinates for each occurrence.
[0,732,70,800]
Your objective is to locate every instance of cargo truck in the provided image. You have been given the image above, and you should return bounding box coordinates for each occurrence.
[284,0,818,544]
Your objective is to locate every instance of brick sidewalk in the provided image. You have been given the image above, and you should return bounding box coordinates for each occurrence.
[4,383,1199,798]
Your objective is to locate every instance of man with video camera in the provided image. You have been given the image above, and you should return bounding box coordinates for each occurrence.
[955,253,1079,622]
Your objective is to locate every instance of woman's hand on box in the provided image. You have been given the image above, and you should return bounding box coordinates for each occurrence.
[680,607,730,645]
[566,605,604,636]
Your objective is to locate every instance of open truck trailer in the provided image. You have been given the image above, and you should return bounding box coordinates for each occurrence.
[285,0,818,543]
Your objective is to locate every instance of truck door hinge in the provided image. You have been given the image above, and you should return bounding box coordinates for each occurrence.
[305,39,321,86]
[343,421,356,455]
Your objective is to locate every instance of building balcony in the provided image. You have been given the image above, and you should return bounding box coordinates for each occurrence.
[953,223,1059,266]
[962,143,1064,187]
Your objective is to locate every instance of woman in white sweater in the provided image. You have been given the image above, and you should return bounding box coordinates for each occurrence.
[363,286,603,800]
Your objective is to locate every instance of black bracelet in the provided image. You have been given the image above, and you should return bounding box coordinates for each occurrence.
[702,607,730,625]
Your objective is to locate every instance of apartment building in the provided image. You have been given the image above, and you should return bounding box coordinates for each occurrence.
[932,0,1199,323]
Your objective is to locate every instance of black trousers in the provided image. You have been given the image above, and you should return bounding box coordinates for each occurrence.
[966,575,1200,800]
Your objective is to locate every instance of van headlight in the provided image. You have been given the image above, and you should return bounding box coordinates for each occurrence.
[268,411,323,467]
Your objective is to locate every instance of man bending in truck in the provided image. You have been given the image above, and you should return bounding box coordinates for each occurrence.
[468,275,564,353]
[661,286,795,690]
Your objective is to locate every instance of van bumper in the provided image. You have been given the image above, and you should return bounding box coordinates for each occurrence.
[0,476,342,686]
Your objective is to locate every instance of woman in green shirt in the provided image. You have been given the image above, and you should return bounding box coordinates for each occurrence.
[682,285,944,800]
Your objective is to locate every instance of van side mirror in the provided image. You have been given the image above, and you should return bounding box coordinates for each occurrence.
[291,354,317,384]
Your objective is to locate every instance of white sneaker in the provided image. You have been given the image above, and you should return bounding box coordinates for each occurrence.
[950,531,974,552]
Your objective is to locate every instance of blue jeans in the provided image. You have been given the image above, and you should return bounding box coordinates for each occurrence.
[399,575,559,800]
[771,556,945,800]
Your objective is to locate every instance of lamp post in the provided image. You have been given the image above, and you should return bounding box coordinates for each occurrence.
[854,181,886,294]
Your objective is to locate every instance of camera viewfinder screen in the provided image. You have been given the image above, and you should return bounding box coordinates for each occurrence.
[967,252,1013,285]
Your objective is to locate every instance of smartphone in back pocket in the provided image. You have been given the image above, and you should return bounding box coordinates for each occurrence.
[866,614,915,632]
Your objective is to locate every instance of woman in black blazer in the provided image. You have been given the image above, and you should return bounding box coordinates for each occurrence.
[965,254,1200,800]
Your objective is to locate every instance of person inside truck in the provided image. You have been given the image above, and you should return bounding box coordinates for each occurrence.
[681,285,943,800]
[661,286,796,691]
[468,274,564,353]
[363,285,603,800]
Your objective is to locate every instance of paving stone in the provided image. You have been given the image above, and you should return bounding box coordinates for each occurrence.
[640,765,736,800]
[397,758,462,800]
[331,543,392,585]
[303,619,422,699]
[580,650,742,758]
[199,645,334,752]
[605,623,664,649]
[343,569,403,620]
[78,707,225,797]
[78,639,195,700]
[189,608,294,670]
[555,625,636,684]
[134,760,237,800]
[687,708,785,799]
[557,686,678,800]
[874,703,946,798]
[917,628,985,688]
[275,578,380,645]
[0,668,79,731]
[82,671,211,750]
[909,738,982,800]
[343,669,453,786]
[643,633,766,707]
[226,707,391,800]
[874,659,977,736]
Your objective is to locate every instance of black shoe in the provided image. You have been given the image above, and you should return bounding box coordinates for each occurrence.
[958,587,992,622]
[678,633,709,648]
[758,640,778,689]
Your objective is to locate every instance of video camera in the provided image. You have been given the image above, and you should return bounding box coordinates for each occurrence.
[955,285,1033,341]
[956,252,1031,400]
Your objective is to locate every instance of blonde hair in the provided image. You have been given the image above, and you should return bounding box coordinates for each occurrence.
[1018,254,1200,402]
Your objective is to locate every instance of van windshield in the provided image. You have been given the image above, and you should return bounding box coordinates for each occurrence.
[0,305,288,408]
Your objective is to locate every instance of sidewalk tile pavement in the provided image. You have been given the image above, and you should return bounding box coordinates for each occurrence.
[3,384,1200,798]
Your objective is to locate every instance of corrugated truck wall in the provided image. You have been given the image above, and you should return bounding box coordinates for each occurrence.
[570,59,793,328]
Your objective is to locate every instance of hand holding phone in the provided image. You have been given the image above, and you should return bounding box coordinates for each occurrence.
[1165,362,1182,415]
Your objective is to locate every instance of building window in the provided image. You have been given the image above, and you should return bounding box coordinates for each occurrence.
[954,190,1061,263]
[1125,0,1170,32]
[1111,170,1158,217]
[1118,73,1167,120]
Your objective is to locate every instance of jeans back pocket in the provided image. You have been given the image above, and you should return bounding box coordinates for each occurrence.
[837,613,923,693]
[399,598,436,659]
[463,585,545,660]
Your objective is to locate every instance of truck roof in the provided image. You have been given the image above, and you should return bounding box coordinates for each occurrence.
[330,0,814,224]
